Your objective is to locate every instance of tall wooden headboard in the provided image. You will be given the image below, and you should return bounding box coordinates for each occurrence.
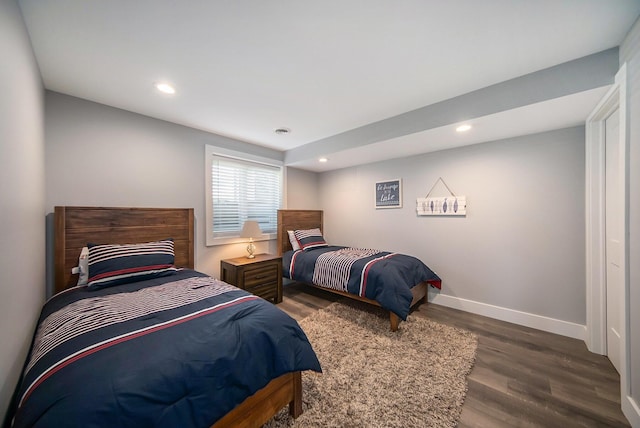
[277,210,323,256]
[54,206,194,294]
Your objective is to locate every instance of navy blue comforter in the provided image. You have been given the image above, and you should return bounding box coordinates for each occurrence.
[283,246,441,320]
[9,270,321,428]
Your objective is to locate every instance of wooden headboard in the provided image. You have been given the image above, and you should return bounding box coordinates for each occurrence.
[277,210,323,256]
[54,206,194,294]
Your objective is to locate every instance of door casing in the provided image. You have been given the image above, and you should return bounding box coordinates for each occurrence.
[585,64,630,418]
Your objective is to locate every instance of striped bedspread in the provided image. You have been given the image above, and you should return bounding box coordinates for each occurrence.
[9,270,321,428]
[23,277,240,385]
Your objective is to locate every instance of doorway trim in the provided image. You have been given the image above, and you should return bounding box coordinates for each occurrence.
[585,63,631,416]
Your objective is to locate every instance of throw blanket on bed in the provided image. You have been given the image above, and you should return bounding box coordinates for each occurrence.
[9,270,321,428]
[24,277,239,378]
[284,246,441,320]
[312,248,382,292]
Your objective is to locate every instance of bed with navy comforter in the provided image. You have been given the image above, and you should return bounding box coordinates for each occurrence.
[9,269,321,428]
[283,246,441,321]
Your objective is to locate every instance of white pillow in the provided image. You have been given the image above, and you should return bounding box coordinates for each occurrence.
[287,230,301,251]
[73,246,89,286]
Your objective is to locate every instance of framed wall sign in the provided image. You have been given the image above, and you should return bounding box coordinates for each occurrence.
[375,179,402,209]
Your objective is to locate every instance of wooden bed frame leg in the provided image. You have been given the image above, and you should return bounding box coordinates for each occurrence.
[389,313,400,332]
[289,371,303,418]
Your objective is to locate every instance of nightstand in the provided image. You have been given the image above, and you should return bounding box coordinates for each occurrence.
[220,254,283,304]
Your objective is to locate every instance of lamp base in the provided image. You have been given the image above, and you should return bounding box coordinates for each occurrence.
[246,241,256,259]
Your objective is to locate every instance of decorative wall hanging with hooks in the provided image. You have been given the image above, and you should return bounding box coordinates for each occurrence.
[416,177,466,216]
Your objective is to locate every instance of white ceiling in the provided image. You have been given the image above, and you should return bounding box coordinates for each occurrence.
[18,0,640,171]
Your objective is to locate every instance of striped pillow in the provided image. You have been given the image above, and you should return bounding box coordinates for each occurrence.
[293,228,328,251]
[87,239,177,290]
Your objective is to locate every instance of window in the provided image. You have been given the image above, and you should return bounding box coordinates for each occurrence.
[205,146,282,245]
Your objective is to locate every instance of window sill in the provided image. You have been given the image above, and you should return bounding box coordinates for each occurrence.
[206,233,276,247]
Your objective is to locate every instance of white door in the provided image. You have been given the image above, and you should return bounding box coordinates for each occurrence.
[605,107,622,374]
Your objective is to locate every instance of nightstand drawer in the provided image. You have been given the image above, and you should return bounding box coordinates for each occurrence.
[245,282,278,301]
[243,264,278,287]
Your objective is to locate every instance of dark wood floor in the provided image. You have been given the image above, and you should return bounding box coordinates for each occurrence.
[278,282,630,428]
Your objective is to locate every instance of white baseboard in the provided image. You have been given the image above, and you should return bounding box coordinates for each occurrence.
[623,394,640,428]
[427,291,587,340]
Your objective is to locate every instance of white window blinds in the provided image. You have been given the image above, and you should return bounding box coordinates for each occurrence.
[210,155,281,239]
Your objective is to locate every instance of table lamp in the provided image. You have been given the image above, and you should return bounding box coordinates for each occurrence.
[240,220,262,259]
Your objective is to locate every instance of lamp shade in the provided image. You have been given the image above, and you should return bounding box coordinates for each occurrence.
[240,221,262,238]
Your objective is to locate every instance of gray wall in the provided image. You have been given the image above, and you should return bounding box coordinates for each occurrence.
[0,0,45,422]
[44,91,285,280]
[285,167,320,210]
[318,127,586,324]
[620,15,640,421]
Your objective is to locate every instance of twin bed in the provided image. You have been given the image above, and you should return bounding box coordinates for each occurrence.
[9,207,319,428]
[9,206,441,427]
[277,209,441,331]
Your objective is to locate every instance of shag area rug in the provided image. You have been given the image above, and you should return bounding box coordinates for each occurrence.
[265,300,478,428]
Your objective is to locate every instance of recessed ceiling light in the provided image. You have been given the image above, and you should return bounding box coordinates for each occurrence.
[318,157,328,163]
[154,82,175,94]
[274,128,291,135]
[456,124,472,133]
